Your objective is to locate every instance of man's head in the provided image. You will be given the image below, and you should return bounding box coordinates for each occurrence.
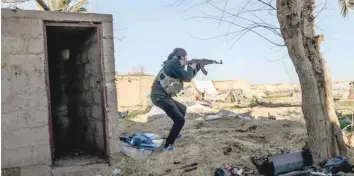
[167,48,187,60]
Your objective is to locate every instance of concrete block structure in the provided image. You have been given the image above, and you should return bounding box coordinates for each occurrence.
[1,9,120,174]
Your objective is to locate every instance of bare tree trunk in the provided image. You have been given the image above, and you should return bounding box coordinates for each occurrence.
[276,0,347,163]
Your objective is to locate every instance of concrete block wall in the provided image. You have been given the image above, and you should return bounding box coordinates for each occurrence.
[1,15,51,168]
[101,21,121,164]
[74,30,105,156]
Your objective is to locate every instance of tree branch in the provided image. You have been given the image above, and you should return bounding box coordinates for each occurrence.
[217,0,229,28]
[186,15,284,46]
[35,0,50,10]
[204,2,281,36]
[257,0,276,10]
[170,0,284,47]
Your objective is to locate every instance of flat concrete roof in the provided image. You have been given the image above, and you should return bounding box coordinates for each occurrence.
[1,9,113,22]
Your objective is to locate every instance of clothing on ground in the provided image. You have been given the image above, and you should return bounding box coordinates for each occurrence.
[122,133,158,150]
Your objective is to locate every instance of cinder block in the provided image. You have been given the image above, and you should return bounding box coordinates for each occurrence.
[108,139,120,161]
[1,111,28,132]
[20,165,51,176]
[1,54,46,96]
[2,107,48,131]
[1,167,20,176]
[2,70,42,94]
[2,54,44,68]
[84,65,91,78]
[33,144,51,165]
[90,60,100,74]
[91,104,102,120]
[2,125,49,150]
[1,18,43,38]
[107,120,119,140]
[1,146,36,168]
[102,39,115,73]
[84,107,91,119]
[94,119,104,147]
[90,76,99,89]
[2,72,46,96]
[1,94,30,114]
[85,131,94,145]
[105,83,118,123]
[77,105,84,117]
[26,107,48,128]
[101,22,114,37]
[108,152,122,166]
[104,73,116,84]
[28,94,48,111]
[27,37,44,54]
[1,36,27,54]
[78,66,85,78]
[81,50,88,64]
[93,91,102,105]
[75,53,82,65]
[83,79,89,91]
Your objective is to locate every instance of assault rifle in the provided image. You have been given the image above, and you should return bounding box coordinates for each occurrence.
[187,59,223,75]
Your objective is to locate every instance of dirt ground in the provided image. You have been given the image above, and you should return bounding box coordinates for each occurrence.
[97,107,354,176]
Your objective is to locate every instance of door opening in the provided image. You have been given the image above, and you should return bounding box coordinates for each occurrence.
[45,23,106,166]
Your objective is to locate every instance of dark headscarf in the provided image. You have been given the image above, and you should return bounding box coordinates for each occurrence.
[163,48,187,65]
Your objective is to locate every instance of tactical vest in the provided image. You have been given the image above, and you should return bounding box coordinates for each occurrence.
[157,67,183,97]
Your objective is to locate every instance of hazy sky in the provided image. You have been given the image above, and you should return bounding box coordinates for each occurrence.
[12,0,354,84]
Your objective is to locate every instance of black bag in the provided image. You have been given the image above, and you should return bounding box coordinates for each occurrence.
[252,149,313,176]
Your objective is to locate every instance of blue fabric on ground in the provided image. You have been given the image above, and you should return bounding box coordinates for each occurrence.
[123,133,158,150]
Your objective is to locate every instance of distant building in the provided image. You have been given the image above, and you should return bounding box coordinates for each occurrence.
[348,82,354,100]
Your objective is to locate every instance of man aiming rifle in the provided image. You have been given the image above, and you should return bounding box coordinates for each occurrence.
[150,48,222,151]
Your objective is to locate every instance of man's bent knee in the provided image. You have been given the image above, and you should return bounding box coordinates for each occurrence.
[174,117,185,125]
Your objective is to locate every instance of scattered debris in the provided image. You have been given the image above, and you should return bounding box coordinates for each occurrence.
[204,109,251,121]
[112,168,121,175]
[179,162,199,175]
[108,103,353,175]
[164,162,199,175]
[222,146,232,155]
[119,110,129,118]
[120,142,153,160]
[214,164,245,176]
[319,157,353,174]
[268,112,277,120]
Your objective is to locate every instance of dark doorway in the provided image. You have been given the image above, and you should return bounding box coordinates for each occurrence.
[45,23,106,166]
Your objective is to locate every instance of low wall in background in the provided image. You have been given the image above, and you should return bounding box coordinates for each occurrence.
[116,75,155,109]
